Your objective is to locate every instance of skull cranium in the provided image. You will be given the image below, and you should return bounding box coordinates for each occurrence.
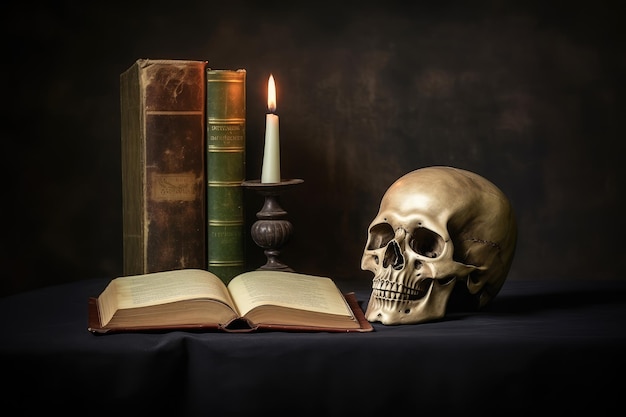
[361,166,517,325]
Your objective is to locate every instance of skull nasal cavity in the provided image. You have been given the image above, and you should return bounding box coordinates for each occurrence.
[383,240,404,270]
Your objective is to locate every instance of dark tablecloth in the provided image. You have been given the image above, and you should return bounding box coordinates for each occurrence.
[1,278,625,416]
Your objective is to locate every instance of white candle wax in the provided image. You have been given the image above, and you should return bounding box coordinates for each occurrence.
[261,113,280,183]
[261,74,281,183]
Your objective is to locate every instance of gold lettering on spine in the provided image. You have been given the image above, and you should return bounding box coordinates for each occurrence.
[208,124,245,144]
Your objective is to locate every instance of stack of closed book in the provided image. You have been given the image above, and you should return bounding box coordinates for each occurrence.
[120,59,246,283]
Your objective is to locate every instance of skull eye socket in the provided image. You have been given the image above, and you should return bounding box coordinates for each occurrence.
[409,227,445,258]
[366,223,394,250]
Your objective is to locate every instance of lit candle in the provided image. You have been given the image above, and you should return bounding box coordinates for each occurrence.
[261,74,281,183]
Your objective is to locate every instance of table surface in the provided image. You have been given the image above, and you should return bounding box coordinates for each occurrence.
[2,277,625,416]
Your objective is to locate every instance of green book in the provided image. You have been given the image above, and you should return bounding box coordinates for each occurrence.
[206,69,247,283]
[120,59,208,276]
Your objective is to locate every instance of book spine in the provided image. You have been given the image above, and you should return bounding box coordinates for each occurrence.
[120,59,208,275]
[206,69,247,283]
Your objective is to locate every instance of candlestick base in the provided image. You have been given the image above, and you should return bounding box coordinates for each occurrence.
[242,179,303,272]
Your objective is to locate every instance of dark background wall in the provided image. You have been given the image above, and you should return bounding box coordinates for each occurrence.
[1,1,623,297]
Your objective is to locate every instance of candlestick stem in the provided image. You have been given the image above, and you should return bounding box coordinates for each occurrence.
[242,179,303,272]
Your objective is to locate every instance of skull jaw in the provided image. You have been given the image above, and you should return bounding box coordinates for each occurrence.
[365,278,457,325]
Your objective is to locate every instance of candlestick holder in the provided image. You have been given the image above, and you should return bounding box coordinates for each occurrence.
[242,179,303,272]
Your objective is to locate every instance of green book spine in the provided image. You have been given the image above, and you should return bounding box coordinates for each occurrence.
[206,69,247,283]
[120,59,208,276]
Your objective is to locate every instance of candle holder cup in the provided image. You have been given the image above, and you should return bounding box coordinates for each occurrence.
[242,179,304,272]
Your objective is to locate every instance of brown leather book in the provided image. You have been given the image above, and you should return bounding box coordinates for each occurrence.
[87,269,374,334]
[120,59,208,275]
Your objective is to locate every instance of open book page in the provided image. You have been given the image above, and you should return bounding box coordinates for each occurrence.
[98,269,236,326]
[227,271,354,318]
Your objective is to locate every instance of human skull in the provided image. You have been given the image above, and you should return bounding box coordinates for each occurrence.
[361,166,517,325]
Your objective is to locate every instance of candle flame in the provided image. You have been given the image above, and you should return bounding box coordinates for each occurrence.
[267,74,276,113]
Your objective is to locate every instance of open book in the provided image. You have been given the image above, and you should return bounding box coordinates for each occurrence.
[88,269,373,333]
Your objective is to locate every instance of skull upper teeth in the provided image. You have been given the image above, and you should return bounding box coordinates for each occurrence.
[372,278,432,301]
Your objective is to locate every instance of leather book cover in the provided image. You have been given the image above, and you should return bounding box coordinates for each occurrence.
[205,69,247,283]
[120,59,208,275]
